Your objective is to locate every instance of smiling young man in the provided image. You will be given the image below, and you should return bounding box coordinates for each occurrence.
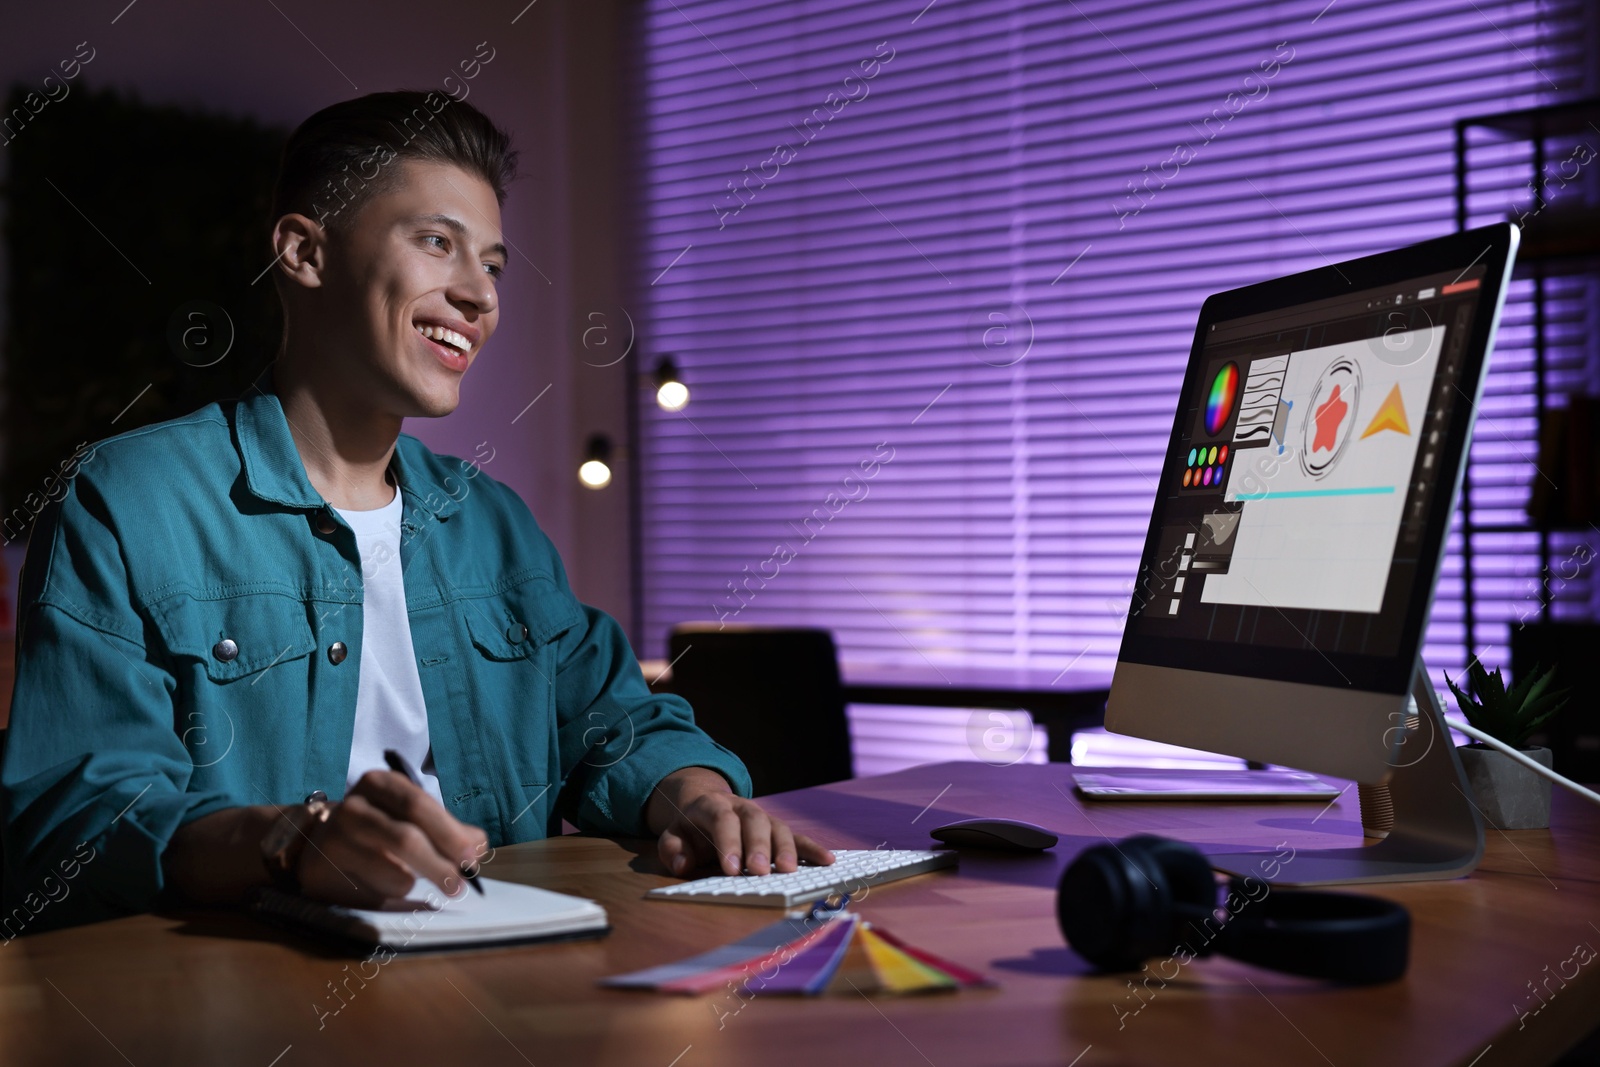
[0,90,829,932]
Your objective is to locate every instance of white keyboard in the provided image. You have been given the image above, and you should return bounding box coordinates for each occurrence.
[647,849,958,908]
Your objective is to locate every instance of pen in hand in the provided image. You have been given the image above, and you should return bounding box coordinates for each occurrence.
[383,748,485,896]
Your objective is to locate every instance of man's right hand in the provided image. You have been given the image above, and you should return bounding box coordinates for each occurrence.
[162,773,490,908]
[294,770,491,906]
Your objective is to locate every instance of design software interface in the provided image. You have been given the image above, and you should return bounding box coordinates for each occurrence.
[1126,266,1487,663]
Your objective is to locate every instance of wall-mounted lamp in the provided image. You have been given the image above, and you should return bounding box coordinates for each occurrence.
[578,433,613,489]
[654,356,690,412]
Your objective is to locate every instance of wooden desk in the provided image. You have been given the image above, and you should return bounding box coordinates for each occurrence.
[1,760,1596,1066]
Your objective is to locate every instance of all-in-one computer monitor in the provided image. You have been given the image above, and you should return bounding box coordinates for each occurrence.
[1106,222,1520,885]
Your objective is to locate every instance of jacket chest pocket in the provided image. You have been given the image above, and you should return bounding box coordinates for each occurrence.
[151,591,318,683]
[461,577,582,662]
[457,590,579,716]
[148,591,319,782]
[450,580,582,824]
[465,604,541,662]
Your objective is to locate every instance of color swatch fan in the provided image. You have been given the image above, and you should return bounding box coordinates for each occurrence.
[601,911,993,996]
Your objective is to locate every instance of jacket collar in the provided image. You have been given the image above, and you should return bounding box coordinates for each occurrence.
[234,361,462,520]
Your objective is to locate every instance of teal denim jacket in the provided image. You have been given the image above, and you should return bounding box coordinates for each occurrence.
[0,364,751,933]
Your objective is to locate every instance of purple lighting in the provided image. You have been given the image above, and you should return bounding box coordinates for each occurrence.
[634,0,1587,699]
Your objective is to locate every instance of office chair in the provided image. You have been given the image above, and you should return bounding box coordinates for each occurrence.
[665,624,854,797]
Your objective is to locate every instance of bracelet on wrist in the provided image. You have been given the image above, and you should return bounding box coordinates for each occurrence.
[259,797,332,893]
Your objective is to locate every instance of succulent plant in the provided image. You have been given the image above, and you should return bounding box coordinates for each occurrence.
[1445,660,1571,749]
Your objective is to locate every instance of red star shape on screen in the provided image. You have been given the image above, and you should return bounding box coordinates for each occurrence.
[1312,384,1347,452]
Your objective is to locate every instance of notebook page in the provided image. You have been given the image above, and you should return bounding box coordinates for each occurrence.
[333,876,606,947]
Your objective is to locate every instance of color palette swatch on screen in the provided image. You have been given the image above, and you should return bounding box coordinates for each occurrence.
[600,912,993,996]
[1182,444,1229,489]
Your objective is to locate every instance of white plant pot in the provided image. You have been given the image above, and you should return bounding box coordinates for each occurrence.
[1458,744,1553,830]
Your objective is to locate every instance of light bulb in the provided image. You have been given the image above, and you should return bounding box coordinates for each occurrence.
[579,433,615,489]
[656,379,690,412]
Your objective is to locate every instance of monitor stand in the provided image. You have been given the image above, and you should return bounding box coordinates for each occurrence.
[1206,661,1484,886]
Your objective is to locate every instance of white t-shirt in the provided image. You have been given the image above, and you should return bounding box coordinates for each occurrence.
[336,481,445,806]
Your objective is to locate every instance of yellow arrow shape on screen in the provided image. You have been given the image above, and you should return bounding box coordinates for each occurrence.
[1360,383,1410,439]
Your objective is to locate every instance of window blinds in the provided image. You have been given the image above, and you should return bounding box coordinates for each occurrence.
[630,0,1589,692]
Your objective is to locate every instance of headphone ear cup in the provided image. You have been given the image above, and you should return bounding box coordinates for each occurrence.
[1136,836,1217,922]
[1058,836,1176,972]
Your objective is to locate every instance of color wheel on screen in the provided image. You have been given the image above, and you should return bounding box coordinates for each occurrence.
[1206,362,1239,435]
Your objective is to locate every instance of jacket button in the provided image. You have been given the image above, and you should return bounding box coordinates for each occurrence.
[212,638,239,662]
[305,790,329,803]
[506,623,529,643]
[328,641,348,665]
[316,511,337,535]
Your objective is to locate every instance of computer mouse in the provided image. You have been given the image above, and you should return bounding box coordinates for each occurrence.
[929,818,1059,852]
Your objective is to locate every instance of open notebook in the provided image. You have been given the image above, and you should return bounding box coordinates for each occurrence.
[253,876,610,953]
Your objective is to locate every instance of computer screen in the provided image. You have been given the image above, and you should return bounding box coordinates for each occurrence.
[1108,224,1518,787]
[1122,249,1500,692]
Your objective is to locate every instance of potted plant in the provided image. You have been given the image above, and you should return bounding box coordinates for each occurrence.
[1446,660,1571,830]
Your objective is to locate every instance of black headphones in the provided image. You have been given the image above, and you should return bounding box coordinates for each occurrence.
[1057,835,1410,984]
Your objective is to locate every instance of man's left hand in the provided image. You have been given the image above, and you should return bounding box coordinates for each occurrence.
[645,766,834,876]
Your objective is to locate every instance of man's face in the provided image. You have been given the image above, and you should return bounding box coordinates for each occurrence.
[318,158,507,418]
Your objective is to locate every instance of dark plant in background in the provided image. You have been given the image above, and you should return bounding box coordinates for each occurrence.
[0,82,286,536]
[1445,659,1572,749]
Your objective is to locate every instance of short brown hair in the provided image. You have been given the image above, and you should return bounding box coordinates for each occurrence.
[269,89,517,234]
